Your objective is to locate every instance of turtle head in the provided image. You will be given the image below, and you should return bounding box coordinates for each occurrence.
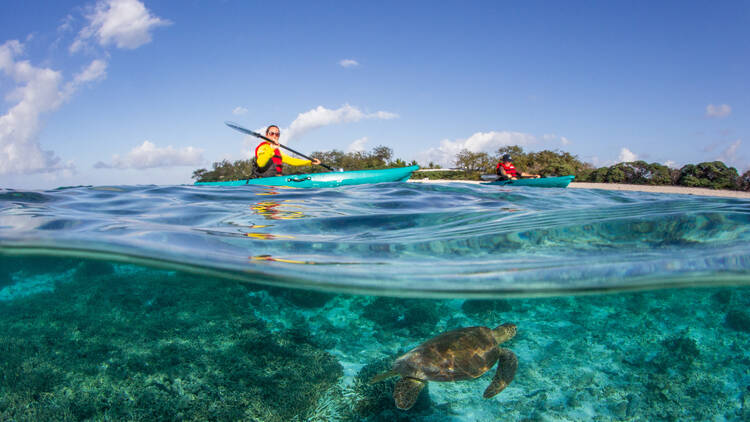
[491,323,517,344]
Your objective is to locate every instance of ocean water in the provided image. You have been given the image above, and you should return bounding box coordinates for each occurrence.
[1,182,749,421]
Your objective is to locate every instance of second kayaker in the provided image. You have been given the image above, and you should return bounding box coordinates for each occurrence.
[496,154,540,180]
[251,125,321,178]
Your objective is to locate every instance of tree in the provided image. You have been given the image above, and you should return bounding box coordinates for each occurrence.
[493,146,592,178]
[454,149,494,173]
[676,161,740,190]
[191,159,254,182]
[740,170,750,191]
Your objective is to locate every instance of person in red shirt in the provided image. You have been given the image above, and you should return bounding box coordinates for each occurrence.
[496,154,540,181]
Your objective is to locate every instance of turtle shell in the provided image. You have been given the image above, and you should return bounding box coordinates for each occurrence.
[393,326,500,382]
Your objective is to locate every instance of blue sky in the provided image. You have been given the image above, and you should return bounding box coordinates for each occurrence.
[1,0,748,189]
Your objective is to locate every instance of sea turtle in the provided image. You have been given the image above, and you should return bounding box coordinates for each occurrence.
[370,323,518,410]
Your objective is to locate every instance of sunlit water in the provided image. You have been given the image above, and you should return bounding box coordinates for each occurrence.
[1,182,749,420]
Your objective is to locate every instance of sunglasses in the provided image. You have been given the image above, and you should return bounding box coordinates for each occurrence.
[267,131,280,137]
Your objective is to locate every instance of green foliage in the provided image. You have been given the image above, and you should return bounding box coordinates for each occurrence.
[190,143,747,191]
[192,159,253,182]
[523,150,594,178]
[412,170,481,180]
[193,146,415,181]
[454,149,494,173]
[583,161,673,185]
[493,146,592,178]
[295,145,417,175]
[676,161,740,190]
[740,170,750,191]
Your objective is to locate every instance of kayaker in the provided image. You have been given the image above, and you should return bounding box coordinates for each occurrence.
[251,125,321,178]
[496,154,540,180]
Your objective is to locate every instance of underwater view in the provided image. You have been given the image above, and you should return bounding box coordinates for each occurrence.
[1,182,750,421]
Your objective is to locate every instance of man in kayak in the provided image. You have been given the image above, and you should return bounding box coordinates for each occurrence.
[251,125,321,178]
[496,154,540,180]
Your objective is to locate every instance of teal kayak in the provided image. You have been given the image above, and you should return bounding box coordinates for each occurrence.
[482,175,575,188]
[194,165,419,188]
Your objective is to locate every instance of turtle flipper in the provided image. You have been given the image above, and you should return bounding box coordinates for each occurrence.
[483,348,518,399]
[394,377,426,410]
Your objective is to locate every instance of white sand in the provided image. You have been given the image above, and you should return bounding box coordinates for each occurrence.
[569,182,750,198]
[408,179,750,199]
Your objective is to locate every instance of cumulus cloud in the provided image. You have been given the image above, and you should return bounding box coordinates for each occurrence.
[284,104,398,141]
[706,104,731,118]
[0,40,108,176]
[717,139,742,165]
[94,141,204,169]
[339,59,359,68]
[232,106,248,115]
[419,131,537,167]
[618,148,638,163]
[347,137,368,153]
[73,59,108,84]
[71,0,170,52]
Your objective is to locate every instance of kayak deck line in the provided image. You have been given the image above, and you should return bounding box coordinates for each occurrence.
[194,165,420,188]
[482,175,575,188]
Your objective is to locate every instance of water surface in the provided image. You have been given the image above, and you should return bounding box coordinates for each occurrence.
[1,182,749,420]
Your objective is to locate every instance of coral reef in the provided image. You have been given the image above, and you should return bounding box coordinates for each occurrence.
[0,259,342,421]
[360,297,441,338]
[1,256,750,421]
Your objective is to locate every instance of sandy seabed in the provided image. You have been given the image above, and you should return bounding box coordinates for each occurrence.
[410,179,750,199]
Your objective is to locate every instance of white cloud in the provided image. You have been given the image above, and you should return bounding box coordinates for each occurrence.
[664,160,677,168]
[542,133,570,146]
[71,0,170,52]
[419,131,536,167]
[717,139,742,165]
[232,106,248,115]
[618,147,638,163]
[284,104,398,141]
[94,141,204,169]
[58,15,76,34]
[339,59,359,68]
[0,40,105,176]
[347,137,368,153]
[73,59,107,84]
[706,104,731,118]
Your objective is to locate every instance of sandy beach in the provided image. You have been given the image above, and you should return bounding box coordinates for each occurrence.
[409,179,750,199]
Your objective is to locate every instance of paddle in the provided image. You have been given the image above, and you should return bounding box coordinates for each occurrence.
[225,121,338,172]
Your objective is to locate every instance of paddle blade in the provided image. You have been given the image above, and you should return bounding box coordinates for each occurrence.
[225,121,262,138]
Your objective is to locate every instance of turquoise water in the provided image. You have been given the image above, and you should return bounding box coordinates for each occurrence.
[1,182,750,420]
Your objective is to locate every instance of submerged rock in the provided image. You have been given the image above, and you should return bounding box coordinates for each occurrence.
[461,299,513,319]
[268,286,335,309]
[725,309,750,333]
[361,297,441,337]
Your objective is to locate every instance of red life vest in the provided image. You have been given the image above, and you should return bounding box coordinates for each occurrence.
[497,161,517,177]
[254,142,283,176]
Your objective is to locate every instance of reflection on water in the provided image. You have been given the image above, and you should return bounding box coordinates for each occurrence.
[251,188,310,221]
[251,254,315,264]
[1,183,749,294]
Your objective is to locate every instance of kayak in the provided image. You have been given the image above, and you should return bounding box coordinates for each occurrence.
[194,165,419,188]
[482,175,575,188]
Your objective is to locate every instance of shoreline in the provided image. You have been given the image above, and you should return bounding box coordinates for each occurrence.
[408,179,750,199]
